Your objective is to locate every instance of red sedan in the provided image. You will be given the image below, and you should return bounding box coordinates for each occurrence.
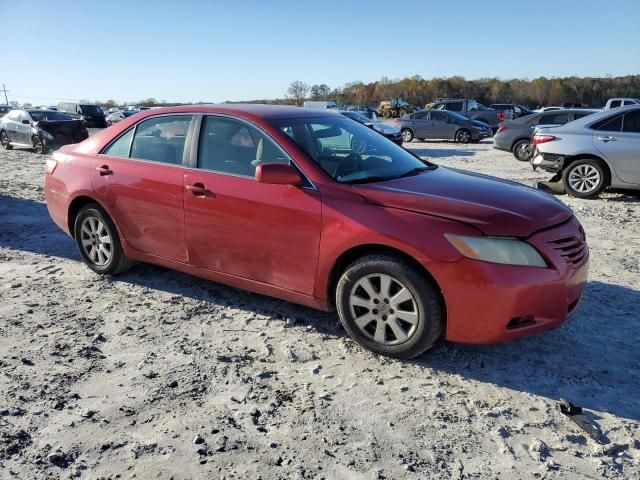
[44,105,588,358]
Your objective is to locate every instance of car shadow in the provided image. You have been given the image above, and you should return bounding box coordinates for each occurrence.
[2,193,638,421]
[408,148,476,159]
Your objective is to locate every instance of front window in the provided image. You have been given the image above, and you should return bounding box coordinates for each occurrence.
[269,116,433,184]
[28,111,72,122]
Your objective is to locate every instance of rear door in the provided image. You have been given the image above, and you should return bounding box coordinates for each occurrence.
[409,111,430,137]
[91,114,193,261]
[594,110,640,184]
[3,111,21,142]
[184,114,322,295]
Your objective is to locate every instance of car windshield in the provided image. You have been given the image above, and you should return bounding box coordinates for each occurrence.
[29,111,72,122]
[342,111,371,124]
[269,116,434,184]
[449,111,469,121]
[80,105,103,115]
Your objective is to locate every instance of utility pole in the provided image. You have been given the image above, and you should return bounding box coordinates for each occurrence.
[1,84,8,105]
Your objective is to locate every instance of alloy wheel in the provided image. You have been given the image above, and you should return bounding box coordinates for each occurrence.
[349,273,419,346]
[401,129,413,142]
[32,137,44,154]
[515,141,532,161]
[80,216,113,266]
[458,130,471,143]
[568,164,601,194]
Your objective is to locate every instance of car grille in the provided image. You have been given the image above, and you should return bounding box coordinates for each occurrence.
[548,235,588,267]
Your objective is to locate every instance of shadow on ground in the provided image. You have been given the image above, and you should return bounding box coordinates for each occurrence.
[2,193,639,421]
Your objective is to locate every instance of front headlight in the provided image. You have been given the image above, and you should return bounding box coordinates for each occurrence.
[40,130,54,141]
[445,234,547,267]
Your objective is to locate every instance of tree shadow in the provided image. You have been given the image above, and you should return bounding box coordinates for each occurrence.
[0,194,78,260]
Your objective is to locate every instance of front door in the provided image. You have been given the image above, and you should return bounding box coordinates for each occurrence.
[428,111,451,139]
[90,114,193,261]
[184,115,322,295]
[594,110,640,184]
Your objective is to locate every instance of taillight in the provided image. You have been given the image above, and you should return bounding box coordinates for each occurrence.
[531,134,557,145]
[392,119,400,124]
[45,159,58,174]
[497,111,505,121]
[496,126,509,134]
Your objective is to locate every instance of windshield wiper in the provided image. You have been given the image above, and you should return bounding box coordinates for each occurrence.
[342,166,435,185]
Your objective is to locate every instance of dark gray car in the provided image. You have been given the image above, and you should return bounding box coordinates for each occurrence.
[493,109,599,161]
[394,110,492,143]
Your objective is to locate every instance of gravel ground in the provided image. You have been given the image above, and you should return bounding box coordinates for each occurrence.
[0,133,639,479]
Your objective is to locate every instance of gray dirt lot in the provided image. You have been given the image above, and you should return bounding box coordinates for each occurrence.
[0,135,639,479]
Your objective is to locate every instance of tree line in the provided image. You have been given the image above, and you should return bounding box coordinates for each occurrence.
[284,75,640,108]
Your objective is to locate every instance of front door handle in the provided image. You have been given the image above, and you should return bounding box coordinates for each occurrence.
[96,165,113,175]
[597,136,617,142]
[186,183,212,197]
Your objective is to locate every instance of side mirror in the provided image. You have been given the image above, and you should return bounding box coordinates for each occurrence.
[255,163,302,186]
[22,119,30,125]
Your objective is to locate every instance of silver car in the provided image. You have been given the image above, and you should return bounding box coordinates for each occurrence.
[531,105,640,198]
[394,110,492,143]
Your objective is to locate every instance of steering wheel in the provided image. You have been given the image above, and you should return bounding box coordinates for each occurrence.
[334,153,363,180]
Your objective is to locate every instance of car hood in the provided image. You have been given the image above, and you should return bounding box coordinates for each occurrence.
[353,166,572,237]
[371,123,400,135]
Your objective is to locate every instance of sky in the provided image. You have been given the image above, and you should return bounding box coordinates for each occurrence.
[2,0,639,105]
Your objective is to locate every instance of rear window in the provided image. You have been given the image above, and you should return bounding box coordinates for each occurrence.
[592,114,623,132]
[622,110,640,133]
[79,105,103,115]
[539,113,569,125]
[28,111,72,122]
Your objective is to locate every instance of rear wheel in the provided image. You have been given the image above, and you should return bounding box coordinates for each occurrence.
[399,109,408,117]
[336,255,443,359]
[0,131,11,149]
[74,204,133,275]
[456,129,471,144]
[512,139,533,161]
[401,128,414,143]
[32,136,45,154]
[382,109,391,119]
[562,158,607,199]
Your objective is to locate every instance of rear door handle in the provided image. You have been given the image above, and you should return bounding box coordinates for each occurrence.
[597,136,617,142]
[96,165,113,175]
[186,183,212,197]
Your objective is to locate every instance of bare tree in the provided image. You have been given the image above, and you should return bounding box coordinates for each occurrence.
[286,81,309,106]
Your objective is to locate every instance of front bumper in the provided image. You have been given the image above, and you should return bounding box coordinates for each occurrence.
[471,129,492,140]
[427,216,588,344]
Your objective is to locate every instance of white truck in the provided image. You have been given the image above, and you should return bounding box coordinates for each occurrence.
[604,98,640,109]
[303,101,338,109]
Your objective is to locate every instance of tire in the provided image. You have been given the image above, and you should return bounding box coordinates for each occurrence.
[336,254,444,359]
[562,158,608,199]
[456,129,471,144]
[382,110,391,119]
[512,139,533,162]
[73,204,133,275]
[399,109,408,117]
[32,136,45,154]
[401,128,414,143]
[0,131,12,149]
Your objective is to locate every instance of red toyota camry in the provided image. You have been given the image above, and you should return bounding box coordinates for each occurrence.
[44,105,588,358]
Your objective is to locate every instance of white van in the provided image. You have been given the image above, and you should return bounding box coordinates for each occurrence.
[303,101,338,110]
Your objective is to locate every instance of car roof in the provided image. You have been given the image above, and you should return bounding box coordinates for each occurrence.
[131,104,340,120]
[26,108,58,113]
[552,105,639,129]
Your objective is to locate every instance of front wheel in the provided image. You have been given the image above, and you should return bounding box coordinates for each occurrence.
[456,129,471,143]
[562,159,607,198]
[0,131,11,149]
[512,139,533,161]
[336,255,443,359]
[32,136,45,154]
[401,128,414,142]
[74,204,133,275]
